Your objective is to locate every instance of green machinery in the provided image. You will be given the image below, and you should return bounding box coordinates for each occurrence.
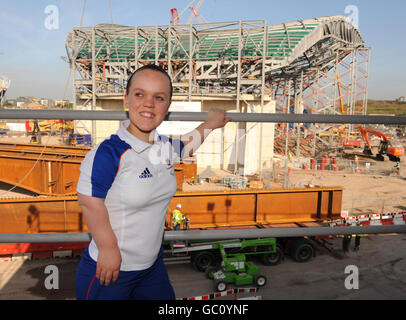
[206,238,276,292]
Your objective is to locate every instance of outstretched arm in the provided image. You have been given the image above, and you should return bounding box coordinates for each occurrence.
[181,108,231,158]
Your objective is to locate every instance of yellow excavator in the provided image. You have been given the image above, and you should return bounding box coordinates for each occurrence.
[26,120,74,135]
[26,120,74,143]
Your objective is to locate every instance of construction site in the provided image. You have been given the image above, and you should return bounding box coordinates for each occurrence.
[0,1,405,301]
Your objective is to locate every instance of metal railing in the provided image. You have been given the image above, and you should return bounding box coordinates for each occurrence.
[0,224,405,243]
[1,109,406,124]
[0,108,405,242]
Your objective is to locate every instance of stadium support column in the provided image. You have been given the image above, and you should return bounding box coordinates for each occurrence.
[296,71,304,157]
[234,21,243,175]
[168,25,173,85]
[155,26,159,65]
[357,48,370,116]
[188,25,193,101]
[348,50,357,140]
[134,26,139,70]
[284,79,291,159]
[258,20,267,178]
[91,27,96,144]
[71,32,77,120]
[244,99,275,175]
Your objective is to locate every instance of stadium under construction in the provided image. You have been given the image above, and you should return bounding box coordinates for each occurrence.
[65,15,370,175]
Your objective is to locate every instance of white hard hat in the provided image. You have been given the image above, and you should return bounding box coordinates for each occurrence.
[176,204,181,209]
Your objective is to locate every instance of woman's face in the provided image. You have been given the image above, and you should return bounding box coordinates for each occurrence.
[124,69,171,143]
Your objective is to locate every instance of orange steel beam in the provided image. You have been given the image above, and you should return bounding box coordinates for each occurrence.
[0,144,196,195]
[0,147,87,160]
[0,142,91,154]
[0,187,343,234]
[167,187,343,229]
[0,154,82,195]
[0,196,85,233]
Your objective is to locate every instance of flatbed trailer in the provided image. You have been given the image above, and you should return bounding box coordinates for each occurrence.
[1,186,404,268]
[163,211,406,271]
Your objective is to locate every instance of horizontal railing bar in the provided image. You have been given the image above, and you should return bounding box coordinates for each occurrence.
[0,233,92,243]
[1,109,406,124]
[165,225,406,241]
[0,225,405,243]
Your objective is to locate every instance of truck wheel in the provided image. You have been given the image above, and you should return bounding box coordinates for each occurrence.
[192,251,216,272]
[254,275,267,287]
[215,280,227,292]
[260,245,284,266]
[289,238,314,263]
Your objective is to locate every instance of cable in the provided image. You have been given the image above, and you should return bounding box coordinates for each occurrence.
[0,132,51,198]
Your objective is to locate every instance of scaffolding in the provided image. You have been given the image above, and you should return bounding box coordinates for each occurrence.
[65,15,369,159]
[0,75,11,107]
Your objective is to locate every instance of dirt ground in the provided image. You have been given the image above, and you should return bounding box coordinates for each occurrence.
[288,170,406,214]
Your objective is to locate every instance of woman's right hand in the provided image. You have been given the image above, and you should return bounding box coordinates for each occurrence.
[96,245,121,286]
[77,193,121,286]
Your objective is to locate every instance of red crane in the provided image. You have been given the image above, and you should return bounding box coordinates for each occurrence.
[170,0,206,25]
[170,8,180,25]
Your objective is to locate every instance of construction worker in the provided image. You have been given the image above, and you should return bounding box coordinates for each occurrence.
[343,233,362,252]
[172,204,184,231]
[354,155,359,171]
[394,161,400,175]
[342,234,352,253]
[354,234,362,252]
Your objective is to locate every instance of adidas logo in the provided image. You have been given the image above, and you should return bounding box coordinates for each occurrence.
[139,168,153,179]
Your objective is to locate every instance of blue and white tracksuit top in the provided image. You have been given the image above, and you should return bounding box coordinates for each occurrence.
[77,120,184,271]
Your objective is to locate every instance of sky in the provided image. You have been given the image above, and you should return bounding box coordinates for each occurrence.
[0,0,405,101]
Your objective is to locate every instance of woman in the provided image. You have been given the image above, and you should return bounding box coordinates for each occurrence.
[75,64,230,300]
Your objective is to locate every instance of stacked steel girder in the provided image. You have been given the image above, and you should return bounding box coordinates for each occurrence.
[65,15,369,156]
[0,143,197,196]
